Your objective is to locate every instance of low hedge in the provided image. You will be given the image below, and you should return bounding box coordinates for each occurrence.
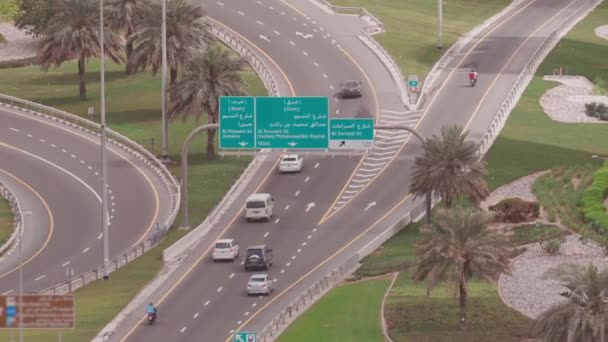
[582,160,608,233]
[0,56,39,69]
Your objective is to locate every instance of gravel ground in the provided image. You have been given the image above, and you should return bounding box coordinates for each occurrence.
[540,75,608,124]
[480,171,547,212]
[0,22,38,62]
[500,234,606,319]
[595,25,608,40]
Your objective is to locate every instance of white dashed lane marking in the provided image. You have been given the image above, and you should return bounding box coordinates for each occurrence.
[82,247,90,253]
[39,139,45,143]
[51,144,56,147]
[303,51,308,56]
[35,275,46,281]
[264,232,270,238]
[314,162,320,168]
[305,176,310,182]
[274,218,280,224]
[62,261,71,267]
[295,190,300,196]
[256,20,264,25]
[2,290,13,295]
[180,327,187,333]
[273,30,281,35]
[26,133,32,137]
[284,205,290,210]
[229,273,235,279]
[245,311,250,316]
[322,73,328,79]
[289,41,295,46]
[193,312,199,319]
[216,1,224,5]
[217,286,223,292]
[204,300,210,306]
[9,128,20,132]
[314,62,319,68]
[238,10,245,15]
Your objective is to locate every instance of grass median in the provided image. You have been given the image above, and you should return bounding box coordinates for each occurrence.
[278,3,608,340]
[329,0,510,80]
[0,196,11,248]
[0,59,266,339]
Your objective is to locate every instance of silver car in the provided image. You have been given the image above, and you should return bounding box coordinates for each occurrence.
[247,274,274,296]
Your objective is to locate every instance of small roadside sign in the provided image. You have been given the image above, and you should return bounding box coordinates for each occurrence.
[329,118,374,150]
[407,75,420,92]
[234,331,256,342]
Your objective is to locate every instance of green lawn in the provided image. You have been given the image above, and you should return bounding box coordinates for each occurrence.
[329,0,510,80]
[0,0,20,21]
[278,278,391,342]
[0,196,11,247]
[0,59,266,224]
[0,228,187,341]
[0,58,266,338]
[385,272,533,342]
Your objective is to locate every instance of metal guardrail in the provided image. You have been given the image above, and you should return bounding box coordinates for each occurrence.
[477,0,603,156]
[207,18,280,97]
[258,0,603,339]
[0,182,23,256]
[0,95,180,294]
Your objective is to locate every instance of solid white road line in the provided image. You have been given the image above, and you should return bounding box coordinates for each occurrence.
[381,109,407,114]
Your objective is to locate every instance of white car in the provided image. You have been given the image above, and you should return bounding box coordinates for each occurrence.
[212,239,239,261]
[247,274,274,296]
[278,154,303,173]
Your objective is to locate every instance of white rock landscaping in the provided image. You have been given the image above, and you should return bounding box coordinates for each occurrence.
[595,25,608,41]
[0,22,38,62]
[540,75,608,123]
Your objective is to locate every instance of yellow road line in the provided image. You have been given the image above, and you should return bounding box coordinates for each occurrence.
[319,0,538,223]
[2,108,160,250]
[0,167,54,279]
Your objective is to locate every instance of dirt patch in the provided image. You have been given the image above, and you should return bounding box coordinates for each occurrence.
[571,177,581,190]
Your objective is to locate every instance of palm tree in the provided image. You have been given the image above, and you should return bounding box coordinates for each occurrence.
[410,124,489,224]
[534,263,608,342]
[38,0,123,100]
[127,0,212,84]
[168,45,247,160]
[107,0,143,72]
[412,207,511,326]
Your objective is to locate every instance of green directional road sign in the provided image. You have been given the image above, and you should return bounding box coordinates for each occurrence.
[233,332,256,342]
[255,97,329,149]
[219,96,255,149]
[329,118,374,150]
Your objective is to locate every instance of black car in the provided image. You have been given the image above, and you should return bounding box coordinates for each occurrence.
[340,80,363,98]
[244,245,273,271]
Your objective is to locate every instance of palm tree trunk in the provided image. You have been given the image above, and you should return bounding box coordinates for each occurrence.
[170,68,178,85]
[425,192,432,224]
[125,27,134,75]
[206,114,217,160]
[78,55,87,100]
[459,279,467,327]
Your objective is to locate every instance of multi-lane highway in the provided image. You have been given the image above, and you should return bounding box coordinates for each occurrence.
[0,104,174,295]
[110,0,597,340]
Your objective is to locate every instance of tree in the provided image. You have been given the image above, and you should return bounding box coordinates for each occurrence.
[412,207,511,326]
[534,263,608,342]
[127,0,212,84]
[410,124,489,223]
[107,0,143,72]
[168,45,247,160]
[15,0,56,37]
[37,0,123,100]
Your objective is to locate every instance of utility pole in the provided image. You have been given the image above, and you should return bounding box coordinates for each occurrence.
[437,0,443,49]
[100,0,110,280]
[160,0,169,162]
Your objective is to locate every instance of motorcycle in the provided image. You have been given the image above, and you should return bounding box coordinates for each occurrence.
[147,312,156,325]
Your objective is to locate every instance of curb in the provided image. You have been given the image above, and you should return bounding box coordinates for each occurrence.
[0,182,22,257]
[380,272,398,342]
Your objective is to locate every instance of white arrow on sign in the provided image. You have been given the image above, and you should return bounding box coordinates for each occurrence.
[238,141,248,147]
[364,201,376,211]
[296,31,313,39]
[259,35,271,43]
[306,202,316,212]
[288,141,297,147]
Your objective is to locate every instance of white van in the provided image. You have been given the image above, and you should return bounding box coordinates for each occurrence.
[245,193,274,222]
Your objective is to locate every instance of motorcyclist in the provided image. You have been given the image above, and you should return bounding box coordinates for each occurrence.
[468,69,478,82]
[146,303,157,318]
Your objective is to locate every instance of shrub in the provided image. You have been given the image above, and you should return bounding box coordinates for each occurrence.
[0,56,39,69]
[597,103,608,115]
[582,161,608,234]
[600,110,608,121]
[585,102,598,117]
[539,236,565,254]
[489,197,540,223]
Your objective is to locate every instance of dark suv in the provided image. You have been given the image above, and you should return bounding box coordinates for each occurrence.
[244,245,273,271]
[340,80,362,98]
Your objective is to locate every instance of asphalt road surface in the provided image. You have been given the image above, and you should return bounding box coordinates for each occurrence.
[0,105,173,295]
[121,0,593,340]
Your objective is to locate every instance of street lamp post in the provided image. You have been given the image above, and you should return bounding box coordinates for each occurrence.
[160,0,169,162]
[437,0,443,49]
[375,124,432,224]
[179,124,219,229]
[100,0,110,280]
